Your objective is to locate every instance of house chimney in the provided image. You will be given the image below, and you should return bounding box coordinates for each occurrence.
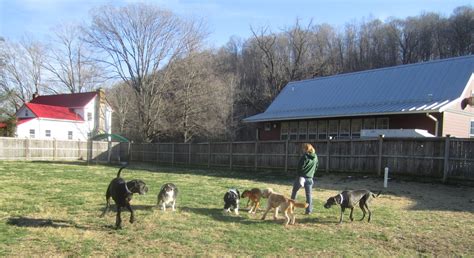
[94,88,106,135]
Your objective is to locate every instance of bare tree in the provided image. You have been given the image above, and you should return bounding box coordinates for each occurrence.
[44,24,104,93]
[2,37,47,110]
[83,3,206,142]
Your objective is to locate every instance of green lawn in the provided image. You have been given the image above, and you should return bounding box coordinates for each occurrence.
[0,161,473,256]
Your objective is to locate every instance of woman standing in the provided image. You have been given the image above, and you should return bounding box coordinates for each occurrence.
[290,143,319,215]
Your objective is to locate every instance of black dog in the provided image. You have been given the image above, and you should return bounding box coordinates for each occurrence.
[324,190,381,224]
[157,183,178,211]
[100,166,148,229]
[223,189,240,215]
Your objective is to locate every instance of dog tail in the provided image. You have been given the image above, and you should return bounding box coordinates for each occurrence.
[372,190,382,198]
[116,166,127,178]
[290,199,309,208]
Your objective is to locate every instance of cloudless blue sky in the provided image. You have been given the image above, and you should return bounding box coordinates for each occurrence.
[0,0,471,47]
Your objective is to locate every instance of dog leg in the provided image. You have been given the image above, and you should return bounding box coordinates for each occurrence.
[365,204,372,222]
[126,203,135,224]
[273,207,280,220]
[284,210,290,226]
[349,208,354,222]
[359,202,367,221]
[261,206,271,220]
[115,207,122,229]
[162,202,166,211]
[172,200,176,211]
[100,198,110,217]
[338,207,345,224]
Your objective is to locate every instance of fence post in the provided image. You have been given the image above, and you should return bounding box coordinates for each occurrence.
[78,140,81,160]
[229,142,233,170]
[326,138,330,172]
[442,135,451,183]
[208,142,211,168]
[284,140,289,174]
[128,142,132,163]
[188,142,192,165]
[25,138,30,160]
[350,139,354,171]
[254,141,258,172]
[53,138,57,160]
[377,135,384,176]
[172,143,175,167]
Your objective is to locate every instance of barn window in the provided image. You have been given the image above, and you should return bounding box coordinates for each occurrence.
[308,121,317,140]
[363,118,375,129]
[280,122,289,140]
[339,119,350,139]
[298,121,307,140]
[45,130,51,137]
[87,112,92,121]
[25,110,29,116]
[351,119,362,138]
[29,129,35,138]
[376,117,389,129]
[318,120,327,139]
[328,120,338,139]
[68,131,73,140]
[264,123,271,131]
[289,122,298,140]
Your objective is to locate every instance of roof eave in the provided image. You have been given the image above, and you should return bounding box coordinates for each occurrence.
[243,108,446,123]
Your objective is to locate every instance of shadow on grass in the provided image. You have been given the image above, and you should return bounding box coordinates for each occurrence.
[7,216,91,230]
[99,204,156,214]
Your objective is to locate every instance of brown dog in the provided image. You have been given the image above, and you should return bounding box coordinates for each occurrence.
[241,188,262,214]
[261,188,308,226]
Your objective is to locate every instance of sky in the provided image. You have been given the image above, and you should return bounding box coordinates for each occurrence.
[0,0,472,48]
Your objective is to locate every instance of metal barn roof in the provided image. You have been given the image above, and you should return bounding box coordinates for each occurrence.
[244,55,474,123]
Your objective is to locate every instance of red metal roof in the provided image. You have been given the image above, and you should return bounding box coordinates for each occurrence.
[0,122,6,128]
[30,92,97,107]
[17,118,34,125]
[25,103,84,121]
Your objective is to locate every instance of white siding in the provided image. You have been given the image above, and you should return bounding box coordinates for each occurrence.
[16,118,91,141]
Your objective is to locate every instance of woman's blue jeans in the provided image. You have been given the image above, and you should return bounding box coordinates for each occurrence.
[291,177,313,214]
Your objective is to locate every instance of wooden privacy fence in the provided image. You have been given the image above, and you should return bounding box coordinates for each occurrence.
[125,137,474,182]
[0,137,121,163]
[1,136,473,182]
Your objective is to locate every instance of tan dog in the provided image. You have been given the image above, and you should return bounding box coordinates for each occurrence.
[241,188,262,214]
[261,188,308,226]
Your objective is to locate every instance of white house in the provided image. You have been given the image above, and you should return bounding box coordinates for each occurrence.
[13,89,113,141]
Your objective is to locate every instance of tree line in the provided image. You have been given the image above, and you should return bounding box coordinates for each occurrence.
[0,4,472,142]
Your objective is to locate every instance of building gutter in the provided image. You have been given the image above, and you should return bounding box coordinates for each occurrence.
[426,113,439,136]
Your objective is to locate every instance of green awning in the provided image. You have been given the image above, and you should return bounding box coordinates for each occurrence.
[91,133,129,142]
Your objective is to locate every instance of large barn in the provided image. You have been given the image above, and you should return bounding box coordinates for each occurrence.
[244,55,474,140]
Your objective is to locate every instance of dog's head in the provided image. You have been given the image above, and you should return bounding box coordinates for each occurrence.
[126,179,148,195]
[160,183,177,196]
[241,190,251,198]
[261,188,273,198]
[324,194,342,209]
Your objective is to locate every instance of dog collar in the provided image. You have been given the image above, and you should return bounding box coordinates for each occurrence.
[338,193,344,204]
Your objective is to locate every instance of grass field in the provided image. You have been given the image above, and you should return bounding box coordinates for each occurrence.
[0,161,473,256]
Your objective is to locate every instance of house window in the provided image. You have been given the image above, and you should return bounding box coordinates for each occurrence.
[351,119,362,138]
[87,112,92,121]
[289,122,298,140]
[45,130,51,137]
[318,120,327,139]
[29,129,35,138]
[280,122,289,140]
[328,120,339,139]
[339,119,350,139]
[68,131,73,140]
[308,121,317,140]
[376,117,389,129]
[363,118,375,130]
[25,110,29,116]
[470,120,474,138]
[264,123,271,132]
[298,121,307,140]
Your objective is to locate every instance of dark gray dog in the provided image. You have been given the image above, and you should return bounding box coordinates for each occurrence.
[324,190,381,224]
[100,166,148,229]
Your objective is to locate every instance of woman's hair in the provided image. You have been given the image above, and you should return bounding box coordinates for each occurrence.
[302,143,315,154]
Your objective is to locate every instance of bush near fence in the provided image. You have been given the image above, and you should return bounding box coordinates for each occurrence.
[1,136,473,182]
